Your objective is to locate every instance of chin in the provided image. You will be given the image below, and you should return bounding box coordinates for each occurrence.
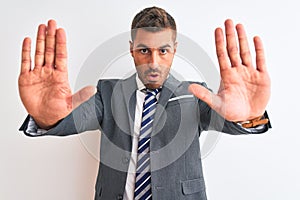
[145,83,162,89]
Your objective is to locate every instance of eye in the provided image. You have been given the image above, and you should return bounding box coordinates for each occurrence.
[160,49,168,55]
[140,48,149,54]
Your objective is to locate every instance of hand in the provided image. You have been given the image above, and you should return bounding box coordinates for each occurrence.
[18,20,95,129]
[189,19,270,122]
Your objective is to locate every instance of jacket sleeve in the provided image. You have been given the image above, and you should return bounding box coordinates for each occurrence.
[19,85,104,137]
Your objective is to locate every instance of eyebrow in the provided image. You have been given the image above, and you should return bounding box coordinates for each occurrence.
[135,44,172,49]
[160,44,172,49]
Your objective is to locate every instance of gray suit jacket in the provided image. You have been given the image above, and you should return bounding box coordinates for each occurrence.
[20,74,271,200]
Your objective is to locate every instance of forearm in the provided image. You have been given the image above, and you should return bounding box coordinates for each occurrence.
[20,94,103,137]
[199,100,271,135]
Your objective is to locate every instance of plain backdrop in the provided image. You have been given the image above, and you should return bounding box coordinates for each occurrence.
[1,0,299,199]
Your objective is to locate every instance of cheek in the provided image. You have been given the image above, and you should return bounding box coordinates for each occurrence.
[135,66,146,77]
[161,66,171,76]
[161,55,174,68]
[132,52,147,65]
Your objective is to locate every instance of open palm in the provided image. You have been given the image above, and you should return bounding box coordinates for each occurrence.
[18,20,95,129]
[189,19,270,122]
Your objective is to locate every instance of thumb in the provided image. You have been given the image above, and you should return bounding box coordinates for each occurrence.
[72,85,97,109]
[188,83,219,110]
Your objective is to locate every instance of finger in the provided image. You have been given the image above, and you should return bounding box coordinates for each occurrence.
[254,36,267,72]
[55,28,68,71]
[34,24,46,69]
[215,27,231,71]
[21,37,32,74]
[188,84,219,110]
[45,19,57,68]
[236,23,252,67]
[225,19,240,67]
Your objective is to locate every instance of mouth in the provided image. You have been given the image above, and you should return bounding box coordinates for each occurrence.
[147,73,160,82]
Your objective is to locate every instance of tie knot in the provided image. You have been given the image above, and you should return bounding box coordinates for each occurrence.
[146,88,161,97]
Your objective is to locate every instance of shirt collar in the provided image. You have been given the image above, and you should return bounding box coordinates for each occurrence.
[136,74,146,91]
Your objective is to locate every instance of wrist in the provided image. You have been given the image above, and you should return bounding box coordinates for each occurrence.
[30,116,59,130]
[237,115,269,128]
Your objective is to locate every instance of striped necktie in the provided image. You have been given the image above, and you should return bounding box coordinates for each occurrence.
[134,88,161,200]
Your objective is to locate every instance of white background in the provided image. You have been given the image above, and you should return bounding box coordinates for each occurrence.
[1,0,299,199]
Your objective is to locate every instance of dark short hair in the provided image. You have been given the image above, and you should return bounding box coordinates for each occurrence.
[131,6,177,41]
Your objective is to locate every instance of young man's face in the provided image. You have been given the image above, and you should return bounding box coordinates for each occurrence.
[130,28,177,89]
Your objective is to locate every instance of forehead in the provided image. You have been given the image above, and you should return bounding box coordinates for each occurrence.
[132,28,175,48]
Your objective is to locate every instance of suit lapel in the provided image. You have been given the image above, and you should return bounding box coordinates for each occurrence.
[121,74,138,139]
[152,75,181,132]
[120,74,181,140]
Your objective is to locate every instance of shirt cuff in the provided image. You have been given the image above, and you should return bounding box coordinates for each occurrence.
[26,116,48,136]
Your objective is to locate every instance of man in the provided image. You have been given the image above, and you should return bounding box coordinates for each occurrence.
[19,6,271,200]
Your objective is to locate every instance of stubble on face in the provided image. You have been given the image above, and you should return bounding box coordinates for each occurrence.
[137,62,169,89]
[130,28,177,89]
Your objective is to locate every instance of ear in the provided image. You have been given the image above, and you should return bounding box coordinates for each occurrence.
[129,41,134,57]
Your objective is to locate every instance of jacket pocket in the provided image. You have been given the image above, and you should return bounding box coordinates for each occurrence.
[181,178,205,195]
[167,97,195,107]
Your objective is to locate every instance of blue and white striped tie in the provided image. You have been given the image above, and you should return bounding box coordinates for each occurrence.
[134,88,161,200]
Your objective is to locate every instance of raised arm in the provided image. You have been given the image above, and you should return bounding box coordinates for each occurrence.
[18,20,95,129]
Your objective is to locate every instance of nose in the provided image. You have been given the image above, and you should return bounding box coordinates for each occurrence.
[149,50,160,68]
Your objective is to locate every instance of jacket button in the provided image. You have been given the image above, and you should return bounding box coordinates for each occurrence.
[117,194,123,200]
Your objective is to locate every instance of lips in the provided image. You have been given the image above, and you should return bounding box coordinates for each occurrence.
[147,73,159,81]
